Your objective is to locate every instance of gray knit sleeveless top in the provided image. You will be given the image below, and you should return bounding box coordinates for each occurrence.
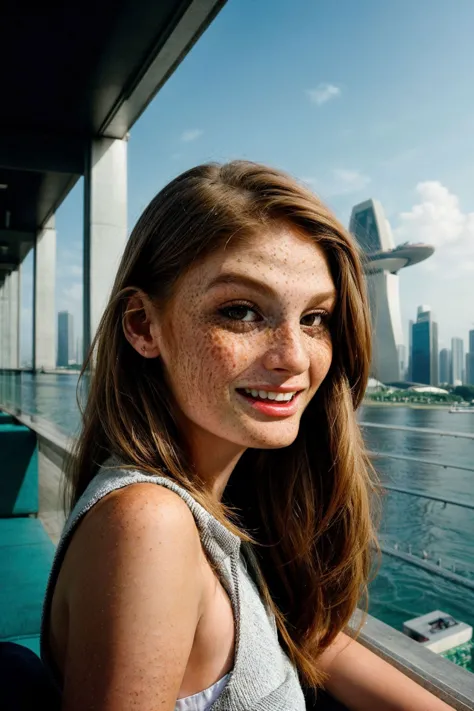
[41,460,306,710]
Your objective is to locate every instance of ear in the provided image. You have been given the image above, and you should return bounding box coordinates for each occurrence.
[123,290,161,359]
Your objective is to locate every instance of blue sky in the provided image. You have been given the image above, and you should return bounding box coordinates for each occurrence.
[21,0,474,363]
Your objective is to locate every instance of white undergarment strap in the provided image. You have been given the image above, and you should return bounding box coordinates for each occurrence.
[175,674,230,711]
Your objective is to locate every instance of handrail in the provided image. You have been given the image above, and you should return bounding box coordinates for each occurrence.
[0,405,71,451]
[368,450,474,473]
[379,543,474,591]
[3,403,474,707]
[380,483,474,511]
[361,421,474,440]
[351,611,474,710]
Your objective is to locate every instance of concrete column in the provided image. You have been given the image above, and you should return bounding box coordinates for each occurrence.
[8,269,20,369]
[83,137,127,359]
[3,275,11,368]
[1,282,7,369]
[0,283,4,369]
[33,216,56,371]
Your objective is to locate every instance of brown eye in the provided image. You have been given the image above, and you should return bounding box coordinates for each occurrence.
[300,312,325,327]
[220,305,260,322]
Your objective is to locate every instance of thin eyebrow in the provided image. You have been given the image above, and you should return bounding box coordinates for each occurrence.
[207,272,337,305]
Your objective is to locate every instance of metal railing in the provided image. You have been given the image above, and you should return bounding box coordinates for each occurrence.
[379,542,474,592]
[361,420,474,440]
[2,405,474,705]
[380,483,474,511]
[362,420,474,593]
[368,449,474,473]
[351,611,474,710]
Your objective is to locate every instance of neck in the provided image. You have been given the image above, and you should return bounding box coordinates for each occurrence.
[183,422,246,500]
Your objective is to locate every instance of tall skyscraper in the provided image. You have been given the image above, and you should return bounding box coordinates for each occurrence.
[76,337,83,366]
[349,199,433,383]
[350,199,402,382]
[439,348,451,385]
[411,306,438,386]
[451,337,464,385]
[397,344,407,381]
[407,319,414,381]
[57,311,74,367]
[466,329,474,386]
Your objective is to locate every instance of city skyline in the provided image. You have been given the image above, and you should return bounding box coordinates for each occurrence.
[404,319,474,387]
[16,0,474,362]
[437,328,474,387]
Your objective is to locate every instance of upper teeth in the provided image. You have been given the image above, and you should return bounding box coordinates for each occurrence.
[244,388,296,401]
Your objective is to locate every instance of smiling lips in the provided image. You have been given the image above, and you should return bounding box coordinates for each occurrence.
[236,387,304,416]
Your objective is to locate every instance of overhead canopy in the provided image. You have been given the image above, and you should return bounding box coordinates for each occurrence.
[0,0,226,284]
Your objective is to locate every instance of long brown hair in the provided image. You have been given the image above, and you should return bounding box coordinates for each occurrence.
[68,161,377,687]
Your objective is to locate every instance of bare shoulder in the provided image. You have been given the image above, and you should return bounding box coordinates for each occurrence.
[56,482,205,711]
[82,479,198,530]
[67,481,201,567]
[60,481,204,613]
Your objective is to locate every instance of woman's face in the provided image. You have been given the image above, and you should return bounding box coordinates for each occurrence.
[153,224,336,454]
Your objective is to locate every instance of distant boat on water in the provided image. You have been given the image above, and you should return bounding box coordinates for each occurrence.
[449,406,474,414]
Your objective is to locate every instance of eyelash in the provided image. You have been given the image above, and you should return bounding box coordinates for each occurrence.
[217,301,331,330]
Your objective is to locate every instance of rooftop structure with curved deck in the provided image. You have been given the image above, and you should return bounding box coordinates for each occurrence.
[349,199,434,383]
[366,242,435,274]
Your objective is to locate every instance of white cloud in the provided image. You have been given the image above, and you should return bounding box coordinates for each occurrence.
[180,129,203,142]
[67,265,82,277]
[300,176,317,187]
[59,247,79,260]
[62,282,82,305]
[394,182,474,347]
[459,260,474,273]
[299,169,370,198]
[306,83,341,106]
[381,147,420,169]
[331,169,370,194]
[394,181,474,275]
[395,181,474,249]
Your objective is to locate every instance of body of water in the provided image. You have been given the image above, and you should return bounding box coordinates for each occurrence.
[361,406,474,651]
[2,373,473,668]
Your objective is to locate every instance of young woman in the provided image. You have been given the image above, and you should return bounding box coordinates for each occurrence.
[41,161,453,710]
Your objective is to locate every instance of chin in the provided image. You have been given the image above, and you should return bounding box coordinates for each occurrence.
[243,426,300,450]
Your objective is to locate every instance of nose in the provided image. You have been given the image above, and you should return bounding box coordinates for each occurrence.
[262,322,310,375]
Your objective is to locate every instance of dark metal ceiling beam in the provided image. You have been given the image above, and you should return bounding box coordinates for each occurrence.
[0,229,35,242]
[0,0,228,236]
[0,131,85,174]
[101,0,227,137]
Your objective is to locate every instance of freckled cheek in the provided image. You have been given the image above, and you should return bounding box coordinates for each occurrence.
[202,333,254,382]
[171,328,253,400]
[309,339,333,384]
